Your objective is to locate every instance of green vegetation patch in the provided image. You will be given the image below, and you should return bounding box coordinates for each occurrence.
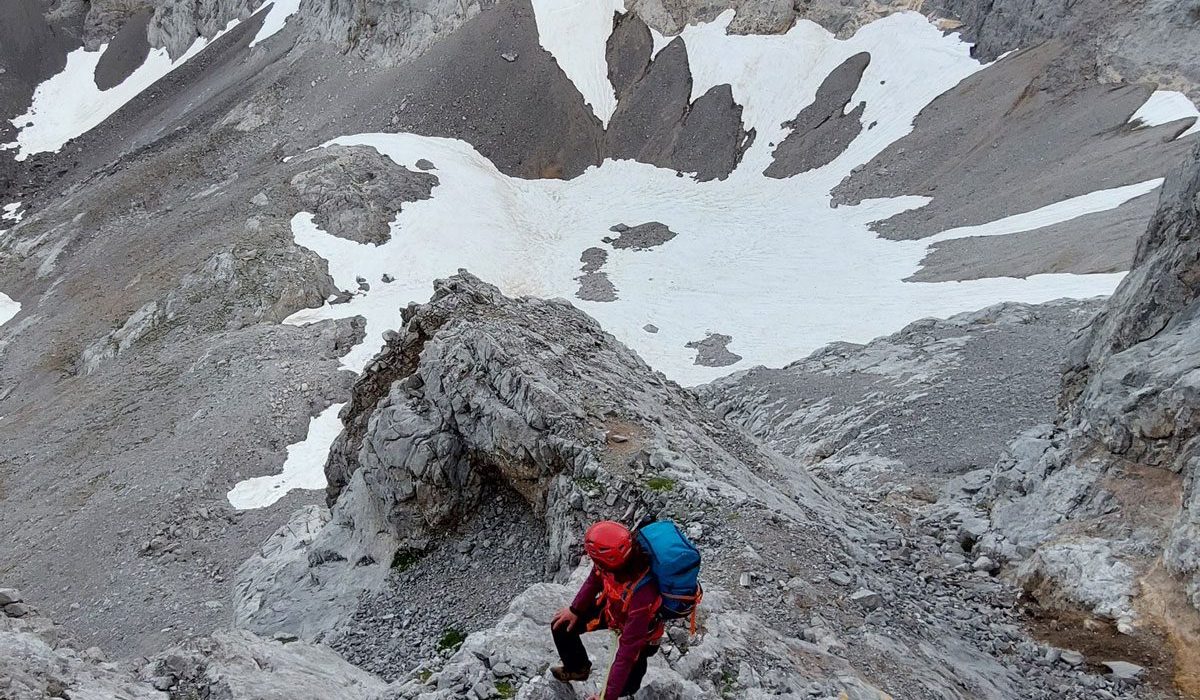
[437,626,467,653]
[646,476,677,492]
[391,548,424,571]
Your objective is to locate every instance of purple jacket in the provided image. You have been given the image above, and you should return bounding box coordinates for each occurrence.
[571,566,662,699]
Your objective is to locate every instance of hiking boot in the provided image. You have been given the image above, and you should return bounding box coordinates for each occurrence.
[551,664,591,682]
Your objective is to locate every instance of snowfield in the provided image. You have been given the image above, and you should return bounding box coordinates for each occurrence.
[1131,90,1200,138]
[2,1,301,160]
[220,9,1199,508]
[280,12,1139,388]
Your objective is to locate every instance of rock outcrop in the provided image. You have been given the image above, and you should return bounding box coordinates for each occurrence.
[142,628,387,699]
[146,0,257,59]
[79,241,341,374]
[604,18,752,181]
[929,145,1200,687]
[0,587,384,700]
[289,145,438,246]
[624,0,896,37]
[0,590,164,700]
[233,273,1145,699]
[239,270,853,641]
[293,0,483,66]
[383,575,891,700]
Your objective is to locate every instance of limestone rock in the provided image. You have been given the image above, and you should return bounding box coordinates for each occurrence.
[147,0,256,60]
[244,271,853,640]
[962,146,1200,620]
[0,610,166,700]
[143,629,387,699]
[80,244,346,373]
[382,581,890,700]
[289,144,438,246]
[294,0,483,67]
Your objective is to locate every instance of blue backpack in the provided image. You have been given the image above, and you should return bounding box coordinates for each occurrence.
[634,520,703,631]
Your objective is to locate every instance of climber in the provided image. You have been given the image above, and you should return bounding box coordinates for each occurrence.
[549,520,663,700]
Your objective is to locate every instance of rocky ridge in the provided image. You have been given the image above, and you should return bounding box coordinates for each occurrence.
[927,144,1200,693]
[229,272,1157,699]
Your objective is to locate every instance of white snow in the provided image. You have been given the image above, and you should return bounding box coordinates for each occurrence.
[232,10,1155,509]
[529,0,626,125]
[226,402,346,509]
[281,131,1126,388]
[250,0,303,48]
[4,1,299,159]
[1130,90,1200,139]
[925,179,1164,244]
[0,294,18,328]
[676,11,980,175]
[5,41,212,160]
[1,202,22,222]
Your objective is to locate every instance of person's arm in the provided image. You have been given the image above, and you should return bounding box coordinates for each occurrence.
[600,584,658,699]
[570,567,603,617]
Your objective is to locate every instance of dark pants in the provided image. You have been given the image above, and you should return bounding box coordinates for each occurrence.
[551,609,657,698]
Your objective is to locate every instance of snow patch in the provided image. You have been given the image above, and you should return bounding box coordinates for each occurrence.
[4,1,298,159]
[673,11,980,174]
[2,202,23,222]
[925,179,1163,244]
[0,293,19,328]
[529,0,625,125]
[250,0,303,48]
[1130,90,1200,138]
[227,402,345,509]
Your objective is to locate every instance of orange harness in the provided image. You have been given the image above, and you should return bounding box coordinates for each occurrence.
[587,568,665,640]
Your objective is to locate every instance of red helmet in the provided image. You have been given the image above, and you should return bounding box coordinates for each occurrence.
[584,521,633,569]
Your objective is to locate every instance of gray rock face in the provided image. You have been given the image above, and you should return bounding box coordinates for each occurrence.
[765,52,868,179]
[941,0,1200,100]
[94,9,153,90]
[605,33,750,181]
[146,0,257,59]
[143,628,387,699]
[1,612,166,700]
[294,0,483,67]
[1064,145,1200,608]
[383,578,891,699]
[242,271,857,642]
[80,242,339,373]
[290,145,438,246]
[0,598,384,700]
[832,42,1197,241]
[624,0,897,37]
[948,147,1200,633]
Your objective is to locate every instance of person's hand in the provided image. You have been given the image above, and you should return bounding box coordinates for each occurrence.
[584,695,600,700]
[551,607,578,631]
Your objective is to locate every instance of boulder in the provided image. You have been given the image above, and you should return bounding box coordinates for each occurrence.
[143,629,387,700]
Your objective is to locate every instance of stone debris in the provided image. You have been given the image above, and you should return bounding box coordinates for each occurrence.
[1101,661,1145,682]
[848,588,882,609]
